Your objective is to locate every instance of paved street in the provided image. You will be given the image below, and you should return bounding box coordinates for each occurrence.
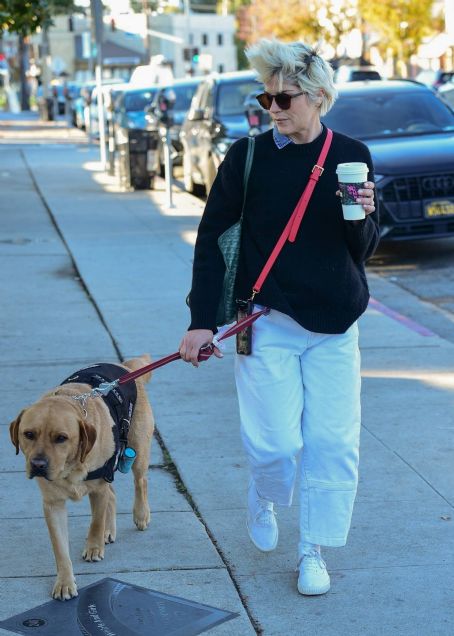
[1,113,454,635]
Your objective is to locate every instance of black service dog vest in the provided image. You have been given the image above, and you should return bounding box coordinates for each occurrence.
[61,363,137,482]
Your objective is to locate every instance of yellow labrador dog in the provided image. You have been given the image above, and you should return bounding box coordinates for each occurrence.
[9,355,154,601]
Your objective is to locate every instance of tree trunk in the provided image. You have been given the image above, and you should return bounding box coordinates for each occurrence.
[18,34,30,111]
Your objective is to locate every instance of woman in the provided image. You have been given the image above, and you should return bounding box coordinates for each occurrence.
[179,39,379,596]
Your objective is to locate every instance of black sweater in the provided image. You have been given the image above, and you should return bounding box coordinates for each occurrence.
[188,127,380,334]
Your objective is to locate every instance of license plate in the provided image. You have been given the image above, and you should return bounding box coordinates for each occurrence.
[424,199,454,218]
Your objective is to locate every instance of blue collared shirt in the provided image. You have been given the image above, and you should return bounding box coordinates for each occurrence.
[273,126,293,149]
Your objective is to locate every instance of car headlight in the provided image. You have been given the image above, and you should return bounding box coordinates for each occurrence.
[127,119,138,129]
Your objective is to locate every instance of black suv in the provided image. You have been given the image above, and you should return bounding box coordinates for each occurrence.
[322,80,454,240]
[180,70,259,195]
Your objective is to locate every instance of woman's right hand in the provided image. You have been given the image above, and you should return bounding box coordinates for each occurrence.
[179,329,223,367]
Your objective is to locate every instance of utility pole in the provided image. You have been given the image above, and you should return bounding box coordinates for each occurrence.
[90,0,106,168]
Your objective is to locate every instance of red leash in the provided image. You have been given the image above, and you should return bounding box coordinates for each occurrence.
[117,307,270,386]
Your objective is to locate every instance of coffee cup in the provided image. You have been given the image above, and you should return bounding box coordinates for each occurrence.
[336,162,369,220]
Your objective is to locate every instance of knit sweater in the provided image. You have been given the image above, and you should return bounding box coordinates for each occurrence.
[188,126,380,334]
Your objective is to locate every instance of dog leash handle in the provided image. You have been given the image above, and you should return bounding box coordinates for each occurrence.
[114,308,270,387]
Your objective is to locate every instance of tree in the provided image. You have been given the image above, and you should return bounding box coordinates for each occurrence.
[358,0,435,76]
[239,0,358,55]
[0,0,75,110]
[242,0,320,44]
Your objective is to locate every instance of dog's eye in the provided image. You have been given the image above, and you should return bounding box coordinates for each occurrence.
[55,435,68,444]
[23,431,35,440]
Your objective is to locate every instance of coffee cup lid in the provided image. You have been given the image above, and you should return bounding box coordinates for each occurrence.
[336,162,368,175]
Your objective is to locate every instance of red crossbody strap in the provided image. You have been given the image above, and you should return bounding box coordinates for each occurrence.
[288,128,333,242]
[251,128,333,298]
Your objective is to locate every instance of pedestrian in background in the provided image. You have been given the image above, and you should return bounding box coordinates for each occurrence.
[180,38,379,595]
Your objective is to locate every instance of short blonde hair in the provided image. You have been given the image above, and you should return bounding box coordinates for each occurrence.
[246,39,337,116]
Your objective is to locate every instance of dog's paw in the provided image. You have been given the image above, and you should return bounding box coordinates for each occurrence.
[134,506,151,531]
[52,577,78,601]
[82,545,105,561]
[104,528,116,544]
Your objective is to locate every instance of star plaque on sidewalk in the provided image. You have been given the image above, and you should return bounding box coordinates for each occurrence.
[0,578,238,635]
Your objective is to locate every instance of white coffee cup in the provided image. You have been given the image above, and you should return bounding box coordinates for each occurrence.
[336,162,369,220]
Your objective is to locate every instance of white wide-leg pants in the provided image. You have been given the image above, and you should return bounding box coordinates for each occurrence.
[234,307,361,550]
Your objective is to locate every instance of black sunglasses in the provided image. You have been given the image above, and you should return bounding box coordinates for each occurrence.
[256,91,305,111]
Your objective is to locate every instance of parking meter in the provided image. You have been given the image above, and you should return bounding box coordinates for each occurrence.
[244,92,271,136]
[156,88,176,128]
[156,88,177,208]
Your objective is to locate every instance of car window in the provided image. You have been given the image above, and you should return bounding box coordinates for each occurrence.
[124,90,156,112]
[322,90,454,138]
[217,80,259,116]
[172,84,199,111]
[439,72,454,85]
[350,70,381,81]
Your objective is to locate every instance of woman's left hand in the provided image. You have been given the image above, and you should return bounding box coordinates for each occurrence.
[336,181,376,216]
[356,181,376,215]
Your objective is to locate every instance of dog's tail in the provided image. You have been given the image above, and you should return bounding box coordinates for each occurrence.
[122,354,152,384]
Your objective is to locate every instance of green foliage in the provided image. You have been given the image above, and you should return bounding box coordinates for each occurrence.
[0,0,76,36]
[237,0,358,50]
[246,0,321,43]
[358,0,435,58]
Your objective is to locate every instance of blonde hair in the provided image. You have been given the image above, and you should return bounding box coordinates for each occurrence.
[245,39,337,116]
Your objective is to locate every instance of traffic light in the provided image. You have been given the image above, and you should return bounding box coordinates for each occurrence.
[183,47,200,64]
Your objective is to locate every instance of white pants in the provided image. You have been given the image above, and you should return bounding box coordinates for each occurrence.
[234,308,361,550]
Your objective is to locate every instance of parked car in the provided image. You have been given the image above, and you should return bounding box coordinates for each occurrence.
[71,80,96,129]
[145,76,203,174]
[180,70,259,195]
[72,78,124,131]
[37,81,69,119]
[321,80,454,241]
[113,85,158,131]
[333,65,382,83]
[415,69,454,91]
[86,79,130,137]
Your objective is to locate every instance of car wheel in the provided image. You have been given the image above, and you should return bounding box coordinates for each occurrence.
[183,150,205,197]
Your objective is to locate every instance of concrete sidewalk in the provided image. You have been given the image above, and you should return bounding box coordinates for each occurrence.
[1,124,454,635]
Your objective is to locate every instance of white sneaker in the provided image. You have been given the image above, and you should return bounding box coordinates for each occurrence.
[297,550,330,595]
[246,482,278,552]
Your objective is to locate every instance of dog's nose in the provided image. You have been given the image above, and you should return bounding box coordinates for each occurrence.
[30,456,48,477]
[31,456,48,469]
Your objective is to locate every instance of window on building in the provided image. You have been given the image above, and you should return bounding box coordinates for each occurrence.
[202,33,209,46]
[217,34,223,46]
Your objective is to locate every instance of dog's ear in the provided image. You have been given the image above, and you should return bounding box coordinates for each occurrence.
[78,420,97,463]
[9,410,26,455]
